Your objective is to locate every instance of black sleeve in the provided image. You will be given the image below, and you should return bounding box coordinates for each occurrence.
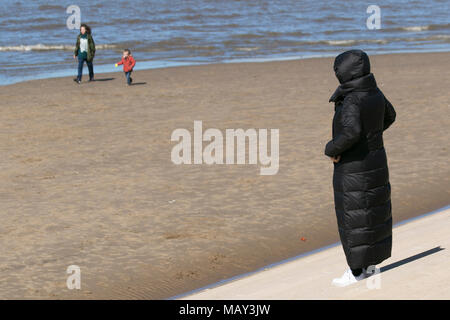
[383,96,396,131]
[324,98,362,157]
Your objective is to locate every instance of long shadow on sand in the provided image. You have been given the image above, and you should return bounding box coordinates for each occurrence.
[380,246,444,273]
[131,82,146,86]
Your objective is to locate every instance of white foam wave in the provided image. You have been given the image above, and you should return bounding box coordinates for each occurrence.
[324,39,388,46]
[0,44,117,52]
[401,26,430,32]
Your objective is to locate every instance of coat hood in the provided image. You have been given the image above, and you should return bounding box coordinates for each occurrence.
[333,49,371,84]
[329,50,377,102]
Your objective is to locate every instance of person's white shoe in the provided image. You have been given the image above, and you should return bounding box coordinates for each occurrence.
[332,269,366,287]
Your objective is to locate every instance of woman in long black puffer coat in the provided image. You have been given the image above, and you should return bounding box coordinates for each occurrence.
[324,49,396,287]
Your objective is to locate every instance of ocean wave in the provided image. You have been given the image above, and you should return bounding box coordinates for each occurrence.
[110,18,177,25]
[223,35,450,49]
[232,33,266,39]
[8,23,63,32]
[235,47,260,52]
[1,35,448,55]
[326,39,389,47]
[401,25,431,32]
[313,15,354,23]
[422,34,450,42]
[3,17,51,24]
[180,13,241,21]
[152,37,189,47]
[314,39,389,46]
[267,31,309,37]
[0,44,117,52]
[314,36,450,46]
[38,5,65,11]
[394,23,450,32]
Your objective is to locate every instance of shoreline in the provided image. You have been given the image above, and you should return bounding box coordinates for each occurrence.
[0,51,449,299]
[2,48,450,87]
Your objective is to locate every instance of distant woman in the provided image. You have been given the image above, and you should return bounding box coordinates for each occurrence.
[325,49,396,287]
[73,24,95,83]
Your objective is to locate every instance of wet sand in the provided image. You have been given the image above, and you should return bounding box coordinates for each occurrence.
[0,52,449,299]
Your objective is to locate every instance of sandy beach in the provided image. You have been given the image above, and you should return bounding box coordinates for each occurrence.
[0,52,449,299]
[180,206,450,300]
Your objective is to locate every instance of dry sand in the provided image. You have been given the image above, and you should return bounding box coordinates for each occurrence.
[0,52,448,299]
[180,207,450,300]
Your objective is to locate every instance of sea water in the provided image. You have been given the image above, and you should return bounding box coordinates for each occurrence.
[0,0,449,85]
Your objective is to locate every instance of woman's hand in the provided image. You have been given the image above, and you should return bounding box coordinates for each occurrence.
[73,55,76,60]
[330,155,341,163]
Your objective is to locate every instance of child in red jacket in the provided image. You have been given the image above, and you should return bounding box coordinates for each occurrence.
[115,49,136,85]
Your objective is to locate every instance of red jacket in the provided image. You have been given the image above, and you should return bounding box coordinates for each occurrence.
[116,55,136,72]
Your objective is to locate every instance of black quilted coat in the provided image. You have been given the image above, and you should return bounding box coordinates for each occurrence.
[325,50,396,269]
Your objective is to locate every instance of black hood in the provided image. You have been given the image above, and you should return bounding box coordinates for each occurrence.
[333,49,371,84]
[329,49,377,102]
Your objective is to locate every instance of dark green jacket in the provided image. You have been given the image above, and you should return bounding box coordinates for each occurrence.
[74,33,96,62]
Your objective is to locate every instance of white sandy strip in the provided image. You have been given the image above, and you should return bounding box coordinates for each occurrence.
[178,206,450,300]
